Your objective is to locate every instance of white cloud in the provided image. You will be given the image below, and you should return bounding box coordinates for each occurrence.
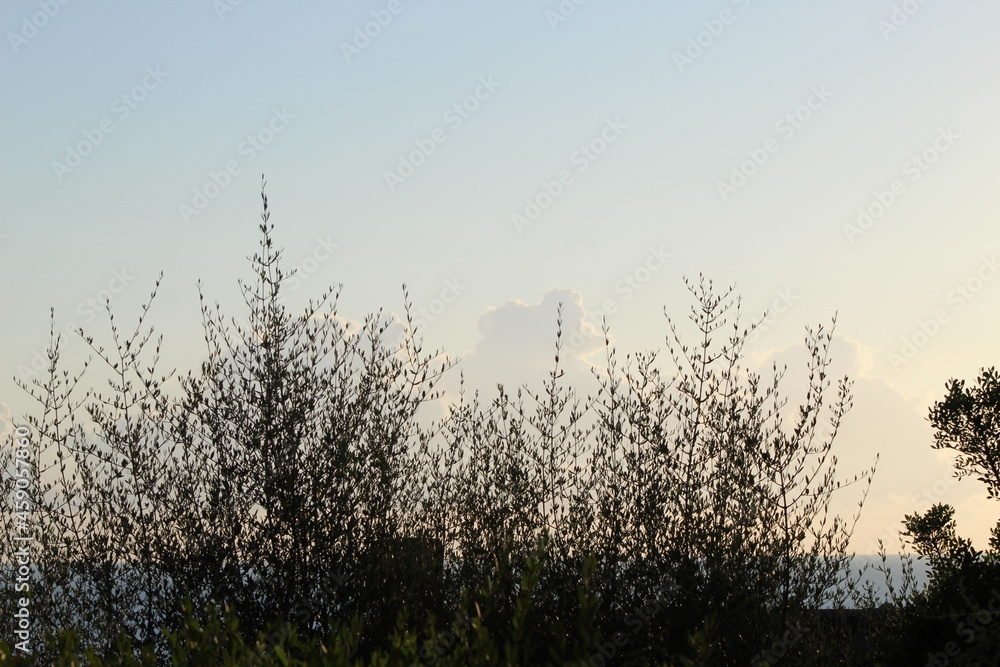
[449,288,606,397]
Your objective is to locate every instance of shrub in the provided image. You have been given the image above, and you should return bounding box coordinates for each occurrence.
[2,183,876,665]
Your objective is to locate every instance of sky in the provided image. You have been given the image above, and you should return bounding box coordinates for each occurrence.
[2,0,999,551]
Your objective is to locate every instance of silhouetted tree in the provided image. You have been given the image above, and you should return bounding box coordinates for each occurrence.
[880,369,1000,666]
[929,366,1000,499]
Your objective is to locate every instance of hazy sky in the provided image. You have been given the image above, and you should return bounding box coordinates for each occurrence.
[2,1,999,550]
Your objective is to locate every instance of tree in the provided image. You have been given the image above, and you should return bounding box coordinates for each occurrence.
[883,369,1000,666]
[1,182,451,660]
[929,366,1000,499]
[584,278,876,664]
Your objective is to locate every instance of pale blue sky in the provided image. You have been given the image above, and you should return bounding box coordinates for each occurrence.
[2,0,1000,548]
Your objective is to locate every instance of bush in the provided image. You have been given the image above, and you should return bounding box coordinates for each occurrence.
[1,183,877,665]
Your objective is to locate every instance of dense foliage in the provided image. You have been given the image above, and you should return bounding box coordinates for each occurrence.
[5,185,996,665]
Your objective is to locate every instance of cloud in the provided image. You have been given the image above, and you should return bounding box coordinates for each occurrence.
[451,288,606,397]
[750,331,875,383]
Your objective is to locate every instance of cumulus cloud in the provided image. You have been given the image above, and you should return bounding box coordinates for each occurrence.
[448,288,607,399]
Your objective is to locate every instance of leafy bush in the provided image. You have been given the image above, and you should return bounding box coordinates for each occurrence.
[1,183,878,665]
